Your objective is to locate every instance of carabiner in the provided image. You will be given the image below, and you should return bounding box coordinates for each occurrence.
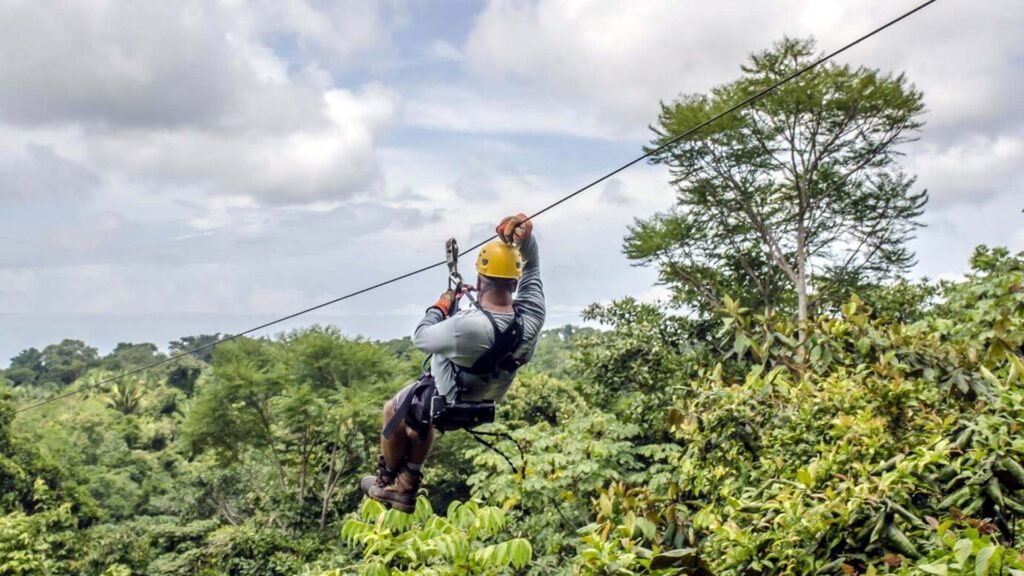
[446,238,462,290]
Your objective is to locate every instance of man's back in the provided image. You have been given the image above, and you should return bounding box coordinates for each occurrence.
[412,234,546,400]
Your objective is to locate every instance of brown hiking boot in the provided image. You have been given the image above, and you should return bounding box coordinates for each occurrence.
[365,467,422,513]
[359,455,397,497]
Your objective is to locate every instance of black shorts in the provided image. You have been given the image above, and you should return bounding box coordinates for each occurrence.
[390,376,437,436]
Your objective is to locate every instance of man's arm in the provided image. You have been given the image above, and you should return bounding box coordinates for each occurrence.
[413,308,459,357]
[514,234,546,340]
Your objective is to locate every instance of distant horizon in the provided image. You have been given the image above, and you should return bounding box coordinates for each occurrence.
[0,309,592,363]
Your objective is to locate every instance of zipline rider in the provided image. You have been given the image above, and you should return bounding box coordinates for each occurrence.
[361,213,546,512]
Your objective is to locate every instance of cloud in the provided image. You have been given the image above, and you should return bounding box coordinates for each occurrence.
[0,144,100,204]
[0,269,36,296]
[906,136,1024,208]
[0,0,404,129]
[600,178,630,205]
[428,39,464,62]
[461,0,1024,141]
[404,85,614,138]
[80,83,401,206]
[0,0,404,207]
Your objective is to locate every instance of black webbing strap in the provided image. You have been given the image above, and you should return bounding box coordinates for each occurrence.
[466,428,525,478]
[459,294,524,377]
[382,375,434,440]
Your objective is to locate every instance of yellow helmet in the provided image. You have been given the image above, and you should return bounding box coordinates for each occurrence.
[475,239,523,279]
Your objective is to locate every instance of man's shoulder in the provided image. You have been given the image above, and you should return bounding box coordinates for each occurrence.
[454,307,515,330]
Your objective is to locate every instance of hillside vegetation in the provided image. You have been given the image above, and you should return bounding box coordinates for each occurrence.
[2,247,1024,575]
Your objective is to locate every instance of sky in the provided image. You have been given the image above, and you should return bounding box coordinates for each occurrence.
[1,0,1022,361]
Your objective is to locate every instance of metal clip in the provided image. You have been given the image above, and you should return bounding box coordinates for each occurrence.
[445,237,461,289]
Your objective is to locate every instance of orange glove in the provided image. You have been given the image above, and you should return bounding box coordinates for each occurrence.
[495,213,533,245]
[429,289,467,317]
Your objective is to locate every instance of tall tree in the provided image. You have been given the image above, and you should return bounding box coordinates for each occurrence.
[6,347,43,386]
[39,339,99,386]
[169,334,222,363]
[102,342,162,372]
[627,37,927,341]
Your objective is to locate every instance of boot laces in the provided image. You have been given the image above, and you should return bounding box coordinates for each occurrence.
[375,456,396,487]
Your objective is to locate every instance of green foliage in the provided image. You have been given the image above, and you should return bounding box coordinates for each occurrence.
[523,325,598,380]
[39,339,100,386]
[336,498,532,575]
[563,249,1024,575]
[5,348,43,387]
[169,334,222,364]
[183,326,402,532]
[4,246,1024,575]
[101,343,163,373]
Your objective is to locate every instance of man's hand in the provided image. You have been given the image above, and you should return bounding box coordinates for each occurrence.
[429,287,470,317]
[496,213,533,245]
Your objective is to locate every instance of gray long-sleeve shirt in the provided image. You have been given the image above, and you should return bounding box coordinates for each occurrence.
[412,235,546,401]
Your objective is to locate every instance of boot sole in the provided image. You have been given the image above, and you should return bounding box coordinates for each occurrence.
[367,493,416,514]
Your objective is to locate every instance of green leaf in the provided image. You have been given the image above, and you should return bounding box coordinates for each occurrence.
[954,538,973,566]
[649,548,699,570]
[975,545,997,576]
[634,517,657,540]
[857,337,872,354]
[919,563,948,576]
[734,334,750,357]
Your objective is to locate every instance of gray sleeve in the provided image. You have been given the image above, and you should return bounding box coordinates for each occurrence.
[413,308,459,357]
[514,235,546,348]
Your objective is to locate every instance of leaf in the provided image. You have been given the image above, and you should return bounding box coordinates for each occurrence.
[509,538,532,569]
[975,545,997,576]
[919,563,948,576]
[649,547,699,570]
[634,517,657,540]
[734,334,750,357]
[857,337,872,354]
[797,468,814,487]
[954,538,973,566]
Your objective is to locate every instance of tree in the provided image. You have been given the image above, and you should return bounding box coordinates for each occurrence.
[102,342,162,372]
[168,334,222,364]
[6,348,43,386]
[39,339,99,386]
[628,37,927,342]
[184,327,401,531]
[105,379,145,416]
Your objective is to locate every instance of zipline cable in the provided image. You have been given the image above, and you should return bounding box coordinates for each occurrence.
[12,0,938,415]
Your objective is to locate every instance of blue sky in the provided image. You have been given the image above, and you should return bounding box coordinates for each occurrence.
[1,0,1022,361]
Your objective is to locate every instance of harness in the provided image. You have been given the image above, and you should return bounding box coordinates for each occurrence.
[383,238,524,440]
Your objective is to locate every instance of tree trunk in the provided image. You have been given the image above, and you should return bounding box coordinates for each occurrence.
[319,443,339,531]
[298,428,309,505]
[252,401,288,493]
[795,219,809,372]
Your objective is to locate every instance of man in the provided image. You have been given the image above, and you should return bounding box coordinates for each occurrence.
[360,213,546,512]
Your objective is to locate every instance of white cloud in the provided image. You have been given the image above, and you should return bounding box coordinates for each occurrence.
[428,39,464,62]
[0,144,100,204]
[0,0,405,207]
[80,84,400,206]
[600,178,631,205]
[461,0,1024,141]
[404,86,614,139]
[0,269,36,296]
[0,0,404,128]
[906,136,1024,207]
